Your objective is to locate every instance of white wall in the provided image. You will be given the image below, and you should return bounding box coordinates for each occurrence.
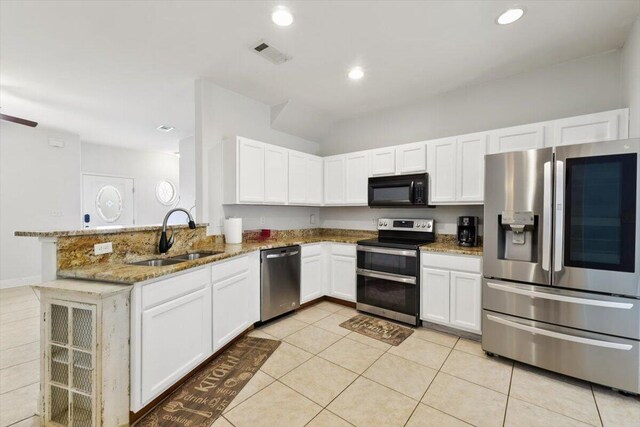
[81,143,180,225]
[320,50,624,155]
[195,80,321,235]
[0,122,81,287]
[179,136,197,217]
[623,16,640,138]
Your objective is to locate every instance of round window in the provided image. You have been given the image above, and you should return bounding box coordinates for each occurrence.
[95,185,123,222]
[156,180,177,205]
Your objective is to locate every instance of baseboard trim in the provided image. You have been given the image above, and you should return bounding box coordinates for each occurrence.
[0,275,41,289]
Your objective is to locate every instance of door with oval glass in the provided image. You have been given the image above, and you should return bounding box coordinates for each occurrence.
[82,174,135,227]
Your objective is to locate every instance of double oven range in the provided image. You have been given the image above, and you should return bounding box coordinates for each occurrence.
[356,218,434,326]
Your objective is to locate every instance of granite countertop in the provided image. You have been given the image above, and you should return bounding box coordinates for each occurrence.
[15,223,208,238]
[35,279,133,296]
[420,235,483,256]
[57,233,372,285]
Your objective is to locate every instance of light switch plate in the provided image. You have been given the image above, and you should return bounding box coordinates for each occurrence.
[94,242,113,255]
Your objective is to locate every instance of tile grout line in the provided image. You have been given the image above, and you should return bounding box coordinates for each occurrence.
[501,360,515,427]
[590,384,605,427]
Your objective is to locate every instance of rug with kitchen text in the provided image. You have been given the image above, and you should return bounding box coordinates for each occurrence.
[138,336,280,427]
[340,314,414,346]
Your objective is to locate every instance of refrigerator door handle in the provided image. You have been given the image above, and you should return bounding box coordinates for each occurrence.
[554,161,564,272]
[542,161,552,272]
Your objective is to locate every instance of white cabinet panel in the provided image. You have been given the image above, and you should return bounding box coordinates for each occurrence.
[450,272,481,333]
[264,144,288,204]
[427,138,457,203]
[370,147,396,176]
[421,268,450,324]
[397,142,427,174]
[238,138,265,203]
[324,156,346,205]
[456,133,487,203]
[212,271,251,351]
[554,109,629,146]
[301,255,323,303]
[307,156,323,205]
[288,151,307,204]
[329,244,356,301]
[141,286,212,404]
[489,123,548,154]
[345,151,370,204]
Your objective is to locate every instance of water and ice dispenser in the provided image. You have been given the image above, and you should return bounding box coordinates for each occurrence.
[498,211,537,262]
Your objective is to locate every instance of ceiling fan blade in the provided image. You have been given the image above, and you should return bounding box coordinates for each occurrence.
[0,113,38,127]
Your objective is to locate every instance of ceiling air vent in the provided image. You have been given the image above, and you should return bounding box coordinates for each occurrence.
[253,42,290,65]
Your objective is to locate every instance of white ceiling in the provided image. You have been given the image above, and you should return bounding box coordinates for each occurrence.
[1,0,638,151]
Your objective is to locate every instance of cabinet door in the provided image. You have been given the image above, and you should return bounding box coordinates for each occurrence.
[330,254,356,301]
[488,123,547,154]
[449,272,481,333]
[288,151,307,204]
[427,138,457,203]
[396,142,427,174]
[421,268,450,324]
[456,133,487,203]
[238,138,265,203]
[345,151,370,204]
[554,109,629,146]
[141,286,212,404]
[306,156,323,205]
[324,156,345,205]
[370,147,396,176]
[264,144,288,204]
[301,255,323,303]
[212,272,251,351]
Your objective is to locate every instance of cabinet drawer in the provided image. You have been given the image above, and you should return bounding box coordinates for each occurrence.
[301,243,322,258]
[422,252,481,273]
[142,267,209,309]
[212,255,249,283]
[331,243,356,257]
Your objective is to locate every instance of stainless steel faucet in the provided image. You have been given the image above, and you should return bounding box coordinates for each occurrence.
[159,208,196,253]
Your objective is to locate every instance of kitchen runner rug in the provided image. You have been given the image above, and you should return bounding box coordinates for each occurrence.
[339,314,414,346]
[138,336,280,427]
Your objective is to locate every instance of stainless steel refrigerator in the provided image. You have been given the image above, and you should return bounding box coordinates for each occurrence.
[482,138,640,394]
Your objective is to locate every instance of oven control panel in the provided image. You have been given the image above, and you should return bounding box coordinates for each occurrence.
[377,218,434,232]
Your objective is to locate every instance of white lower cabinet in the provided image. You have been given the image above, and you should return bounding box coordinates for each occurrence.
[301,244,324,304]
[328,244,357,301]
[421,253,482,334]
[140,282,212,405]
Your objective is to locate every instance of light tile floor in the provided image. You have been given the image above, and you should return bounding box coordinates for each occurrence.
[1,291,639,427]
[0,286,40,427]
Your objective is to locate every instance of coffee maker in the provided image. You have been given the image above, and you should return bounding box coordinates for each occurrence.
[457,216,479,247]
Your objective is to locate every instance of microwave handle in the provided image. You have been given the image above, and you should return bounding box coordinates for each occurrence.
[409,181,415,203]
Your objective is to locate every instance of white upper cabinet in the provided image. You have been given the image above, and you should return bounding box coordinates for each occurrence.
[396,142,427,174]
[553,109,629,146]
[488,123,549,154]
[370,147,396,176]
[456,133,487,203]
[324,155,346,205]
[345,151,370,204]
[427,137,457,203]
[264,144,288,204]
[288,151,323,205]
[237,137,265,203]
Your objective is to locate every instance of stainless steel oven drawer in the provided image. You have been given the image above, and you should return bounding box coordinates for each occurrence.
[482,310,640,394]
[483,278,640,339]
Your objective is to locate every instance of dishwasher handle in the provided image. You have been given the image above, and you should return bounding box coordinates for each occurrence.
[266,251,300,259]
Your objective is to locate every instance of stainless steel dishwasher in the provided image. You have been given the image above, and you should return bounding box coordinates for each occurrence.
[261,245,301,322]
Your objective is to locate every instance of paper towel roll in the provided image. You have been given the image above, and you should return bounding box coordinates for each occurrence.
[224,217,243,244]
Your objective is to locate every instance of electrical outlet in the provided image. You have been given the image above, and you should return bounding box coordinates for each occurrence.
[94,242,113,255]
[310,214,316,224]
[260,216,266,226]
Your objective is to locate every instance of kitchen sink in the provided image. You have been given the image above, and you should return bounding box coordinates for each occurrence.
[170,251,223,261]
[128,258,186,267]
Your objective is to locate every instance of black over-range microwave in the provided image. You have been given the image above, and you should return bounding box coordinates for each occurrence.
[368,173,432,207]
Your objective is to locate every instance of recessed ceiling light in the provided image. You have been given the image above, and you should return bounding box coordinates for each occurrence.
[348,67,364,80]
[496,8,525,25]
[272,6,293,27]
[157,125,174,132]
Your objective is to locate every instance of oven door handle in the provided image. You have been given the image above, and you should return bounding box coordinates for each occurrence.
[356,268,416,285]
[356,245,417,257]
